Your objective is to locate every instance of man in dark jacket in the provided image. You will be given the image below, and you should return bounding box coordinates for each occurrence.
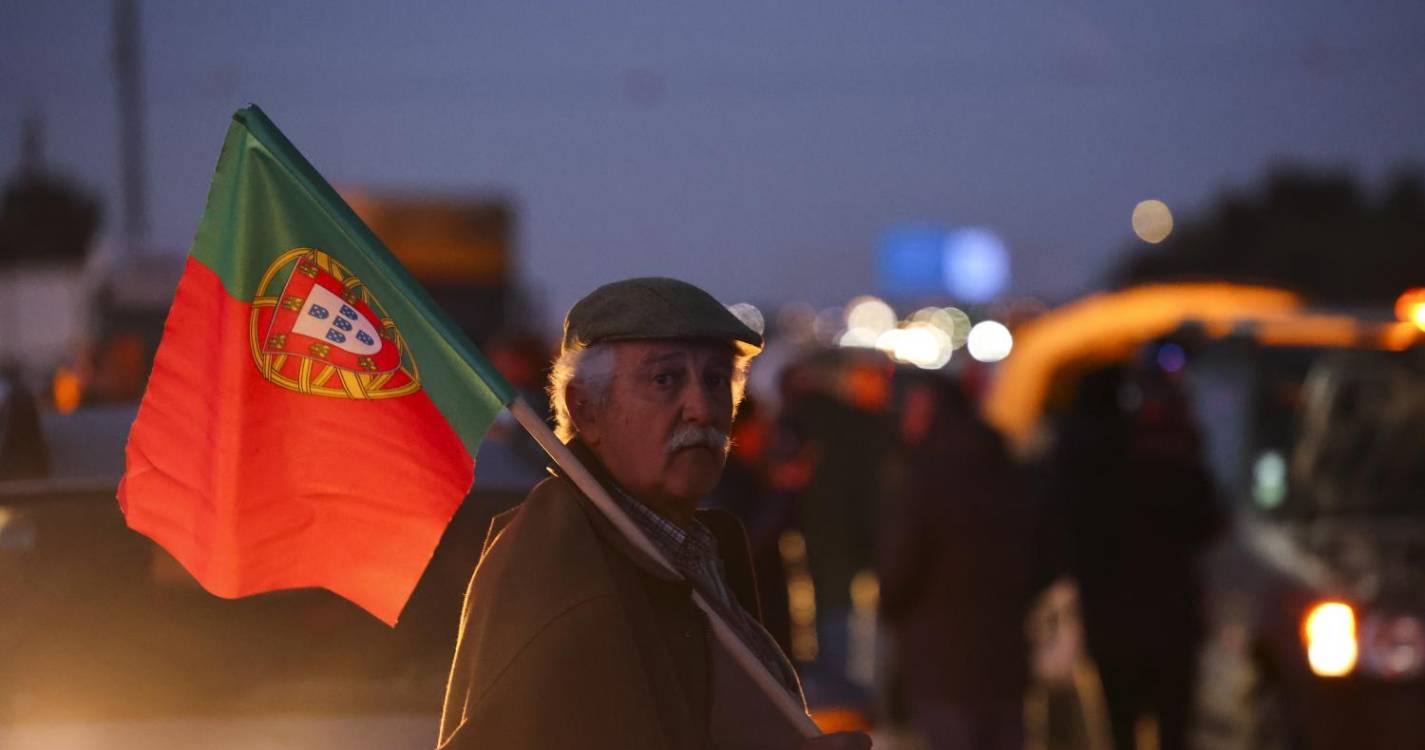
[1051,363,1223,750]
[878,375,1041,750]
[437,278,870,749]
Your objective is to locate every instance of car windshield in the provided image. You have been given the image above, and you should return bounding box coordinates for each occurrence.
[1247,347,1425,517]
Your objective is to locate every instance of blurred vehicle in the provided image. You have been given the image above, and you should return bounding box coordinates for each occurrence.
[986,283,1425,750]
[0,404,543,749]
[1192,335,1425,750]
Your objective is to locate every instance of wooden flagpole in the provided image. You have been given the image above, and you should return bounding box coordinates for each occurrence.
[509,396,820,738]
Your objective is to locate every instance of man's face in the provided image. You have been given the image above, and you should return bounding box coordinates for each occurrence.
[576,339,736,520]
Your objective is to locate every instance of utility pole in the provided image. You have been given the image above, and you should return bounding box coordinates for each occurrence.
[114,0,149,257]
[20,109,43,176]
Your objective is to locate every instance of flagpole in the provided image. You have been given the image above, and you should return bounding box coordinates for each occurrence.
[508,396,820,739]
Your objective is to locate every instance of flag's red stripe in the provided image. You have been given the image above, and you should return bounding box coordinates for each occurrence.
[119,257,473,625]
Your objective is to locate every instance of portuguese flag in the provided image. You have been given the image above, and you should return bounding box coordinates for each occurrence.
[119,105,515,625]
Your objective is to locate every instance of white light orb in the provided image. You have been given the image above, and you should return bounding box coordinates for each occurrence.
[1132,199,1174,244]
[942,307,972,350]
[845,296,897,335]
[838,327,879,349]
[874,328,906,355]
[896,324,953,369]
[726,303,765,336]
[967,320,1013,363]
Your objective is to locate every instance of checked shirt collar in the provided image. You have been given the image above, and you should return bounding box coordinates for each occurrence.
[609,486,801,695]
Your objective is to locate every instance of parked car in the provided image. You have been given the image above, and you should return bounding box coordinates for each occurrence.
[985,282,1425,750]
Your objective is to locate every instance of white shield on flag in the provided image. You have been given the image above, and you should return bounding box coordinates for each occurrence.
[292,284,384,356]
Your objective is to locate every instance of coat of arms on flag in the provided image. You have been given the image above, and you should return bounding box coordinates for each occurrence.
[249,247,419,399]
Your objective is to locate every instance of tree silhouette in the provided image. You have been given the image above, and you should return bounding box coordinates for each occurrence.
[0,172,102,269]
[1113,168,1425,305]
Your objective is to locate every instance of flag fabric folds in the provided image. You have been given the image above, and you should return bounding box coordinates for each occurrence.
[119,105,515,625]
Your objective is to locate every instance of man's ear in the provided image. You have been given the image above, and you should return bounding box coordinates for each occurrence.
[568,383,601,446]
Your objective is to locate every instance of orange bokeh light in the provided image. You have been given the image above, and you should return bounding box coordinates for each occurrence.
[1303,601,1358,677]
[52,366,83,415]
[1395,289,1425,332]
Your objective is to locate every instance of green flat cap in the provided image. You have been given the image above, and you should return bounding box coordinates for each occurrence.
[562,277,763,355]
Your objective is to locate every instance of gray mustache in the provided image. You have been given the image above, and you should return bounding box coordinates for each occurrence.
[665,424,731,455]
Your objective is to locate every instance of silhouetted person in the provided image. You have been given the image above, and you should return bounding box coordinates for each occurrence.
[1050,362,1223,750]
[781,355,894,703]
[0,365,50,480]
[878,374,1042,750]
[708,397,795,657]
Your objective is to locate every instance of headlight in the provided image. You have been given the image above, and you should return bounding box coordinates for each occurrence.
[1303,601,1358,677]
[1361,613,1425,680]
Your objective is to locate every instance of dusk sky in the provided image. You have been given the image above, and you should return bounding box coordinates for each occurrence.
[5,1,1424,331]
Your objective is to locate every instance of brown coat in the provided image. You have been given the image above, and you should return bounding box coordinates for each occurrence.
[436,465,768,749]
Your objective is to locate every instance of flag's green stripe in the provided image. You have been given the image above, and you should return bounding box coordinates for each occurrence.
[188,105,516,456]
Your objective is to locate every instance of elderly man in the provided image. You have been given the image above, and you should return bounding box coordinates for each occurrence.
[437,278,870,749]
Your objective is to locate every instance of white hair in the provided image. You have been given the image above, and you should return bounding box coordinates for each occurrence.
[548,342,753,442]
